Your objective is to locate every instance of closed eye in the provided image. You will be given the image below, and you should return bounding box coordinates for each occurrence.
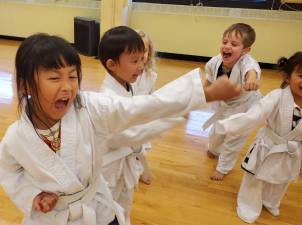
[48,76,60,81]
[69,75,78,79]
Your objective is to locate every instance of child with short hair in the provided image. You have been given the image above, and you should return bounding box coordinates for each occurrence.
[203,23,262,180]
[0,32,241,225]
[215,52,302,223]
[99,26,185,225]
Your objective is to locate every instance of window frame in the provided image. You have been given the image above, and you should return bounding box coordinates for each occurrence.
[132,0,302,10]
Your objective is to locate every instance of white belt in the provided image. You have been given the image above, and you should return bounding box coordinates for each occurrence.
[265,128,301,154]
[55,176,125,225]
[254,127,302,184]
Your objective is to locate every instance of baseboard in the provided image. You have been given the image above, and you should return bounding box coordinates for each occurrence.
[0,35,25,41]
[157,52,275,69]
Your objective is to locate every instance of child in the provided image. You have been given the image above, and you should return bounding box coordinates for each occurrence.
[0,33,241,225]
[215,52,302,223]
[203,23,262,180]
[134,29,157,185]
[99,26,185,225]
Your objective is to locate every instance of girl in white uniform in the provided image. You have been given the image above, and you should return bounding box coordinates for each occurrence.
[203,23,262,180]
[0,32,241,225]
[134,29,157,185]
[215,52,302,223]
[99,27,185,225]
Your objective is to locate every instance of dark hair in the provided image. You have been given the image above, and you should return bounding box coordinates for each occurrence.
[223,23,256,48]
[15,33,82,119]
[277,52,302,88]
[98,26,145,72]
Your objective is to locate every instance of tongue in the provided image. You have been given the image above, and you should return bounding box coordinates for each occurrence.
[55,100,66,109]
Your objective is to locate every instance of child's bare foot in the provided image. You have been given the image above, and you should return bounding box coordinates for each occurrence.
[207,150,217,159]
[139,174,151,185]
[210,170,225,181]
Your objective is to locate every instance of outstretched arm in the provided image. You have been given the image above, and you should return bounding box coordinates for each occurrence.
[85,68,241,134]
[215,89,280,135]
[107,117,185,148]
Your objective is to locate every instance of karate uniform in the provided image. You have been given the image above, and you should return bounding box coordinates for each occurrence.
[203,54,262,174]
[100,70,184,225]
[0,69,201,225]
[215,86,302,223]
[132,70,157,182]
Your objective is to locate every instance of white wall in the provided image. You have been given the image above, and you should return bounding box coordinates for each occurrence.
[130,3,302,63]
[0,0,100,42]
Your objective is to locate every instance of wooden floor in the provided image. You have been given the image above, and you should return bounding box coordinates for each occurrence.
[0,39,301,225]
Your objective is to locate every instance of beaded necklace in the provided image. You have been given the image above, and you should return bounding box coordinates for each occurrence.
[37,122,61,152]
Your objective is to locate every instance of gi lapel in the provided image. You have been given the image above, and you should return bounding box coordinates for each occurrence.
[280,86,295,135]
[21,108,84,193]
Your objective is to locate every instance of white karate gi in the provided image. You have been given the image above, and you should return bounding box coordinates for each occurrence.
[0,69,201,225]
[132,69,157,95]
[132,70,157,181]
[100,71,184,225]
[215,86,302,223]
[203,54,262,174]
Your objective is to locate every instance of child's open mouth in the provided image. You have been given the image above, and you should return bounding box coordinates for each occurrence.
[54,98,69,109]
[222,52,232,59]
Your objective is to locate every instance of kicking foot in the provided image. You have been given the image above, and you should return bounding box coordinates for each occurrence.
[207,150,217,159]
[139,174,151,185]
[210,170,225,181]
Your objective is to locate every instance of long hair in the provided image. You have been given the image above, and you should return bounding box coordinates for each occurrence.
[137,29,156,73]
[15,33,83,122]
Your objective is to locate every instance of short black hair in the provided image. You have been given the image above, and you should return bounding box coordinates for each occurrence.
[98,26,145,72]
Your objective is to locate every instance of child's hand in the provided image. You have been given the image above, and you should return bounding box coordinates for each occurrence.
[204,75,241,102]
[183,112,190,119]
[33,192,59,213]
[244,69,259,91]
[243,80,259,91]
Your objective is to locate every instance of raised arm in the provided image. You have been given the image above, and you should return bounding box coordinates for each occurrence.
[215,89,281,136]
[242,56,261,91]
[244,69,259,91]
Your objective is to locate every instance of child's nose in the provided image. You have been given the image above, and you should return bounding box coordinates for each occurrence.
[225,43,231,48]
[61,80,72,91]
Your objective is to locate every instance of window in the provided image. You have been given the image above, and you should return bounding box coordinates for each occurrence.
[133,0,302,10]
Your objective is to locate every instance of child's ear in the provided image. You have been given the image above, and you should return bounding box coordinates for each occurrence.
[20,79,31,96]
[283,73,290,84]
[242,47,251,55]
[106,59,117,72]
